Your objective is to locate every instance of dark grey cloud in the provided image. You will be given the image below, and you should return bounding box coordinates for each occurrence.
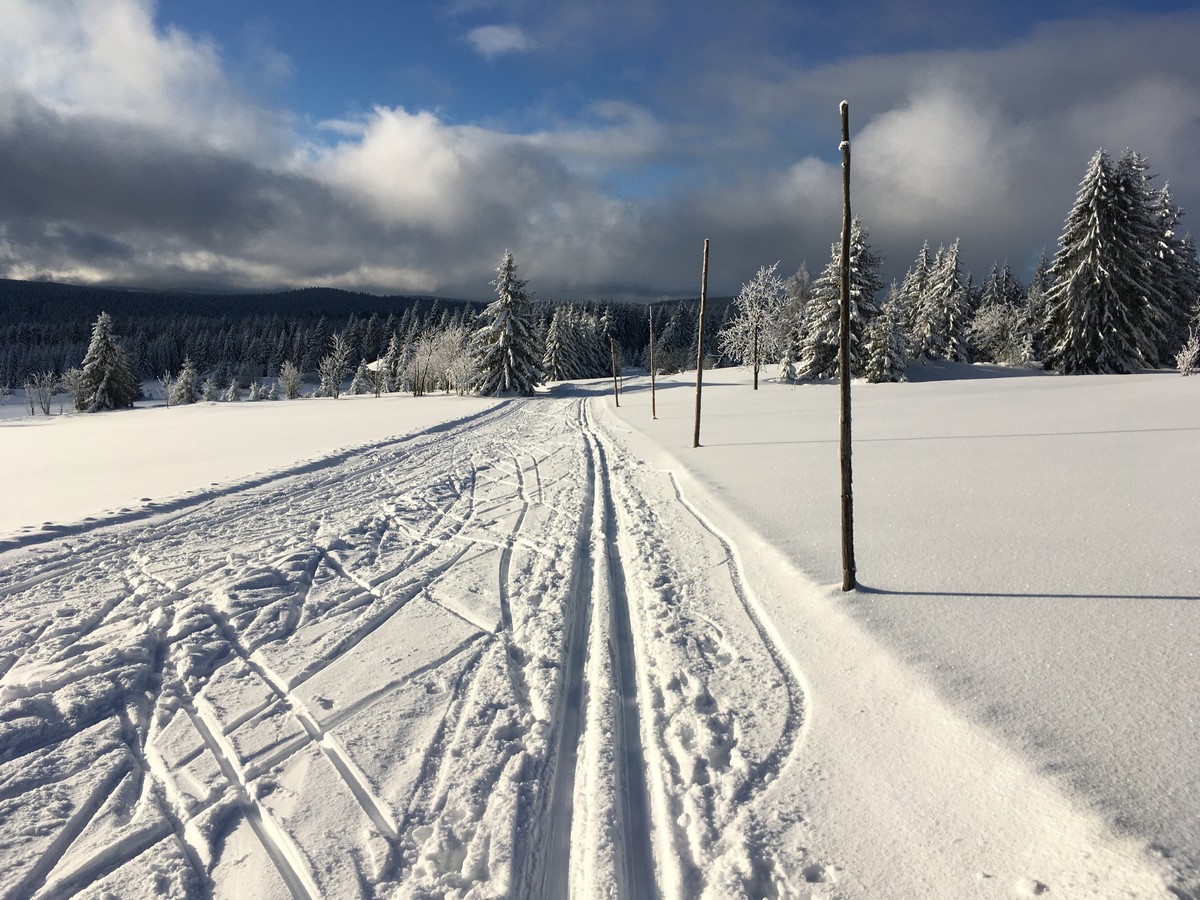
[1,1,1198,300]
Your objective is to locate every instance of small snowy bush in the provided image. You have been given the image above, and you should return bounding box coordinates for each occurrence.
[1177,329,1200,376]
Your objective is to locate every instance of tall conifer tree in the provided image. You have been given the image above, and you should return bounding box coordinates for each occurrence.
[472,251,542,395]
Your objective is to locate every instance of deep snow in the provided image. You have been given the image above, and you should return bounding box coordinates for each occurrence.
[0,367,1196,899]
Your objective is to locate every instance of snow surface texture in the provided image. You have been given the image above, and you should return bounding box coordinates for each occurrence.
[0,367,1195,898]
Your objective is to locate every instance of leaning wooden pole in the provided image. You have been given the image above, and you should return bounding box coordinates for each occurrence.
[692,239,710,448]
[610,338,620,407]
[649,305,657,420]
[838,101,857,591]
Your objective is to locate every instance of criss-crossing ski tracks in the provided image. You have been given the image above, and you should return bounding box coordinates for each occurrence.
[0,393,807,899]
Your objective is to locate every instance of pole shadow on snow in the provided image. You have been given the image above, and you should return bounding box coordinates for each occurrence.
[700,424,1200,448]
[854,584,1200,602]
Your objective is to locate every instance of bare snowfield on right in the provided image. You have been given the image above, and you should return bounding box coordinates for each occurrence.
[604,361,1199,898]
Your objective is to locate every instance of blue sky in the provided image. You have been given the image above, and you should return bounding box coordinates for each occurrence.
[2,0,1198,298]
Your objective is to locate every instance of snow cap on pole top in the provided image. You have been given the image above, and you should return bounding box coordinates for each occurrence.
[840,100,848,115]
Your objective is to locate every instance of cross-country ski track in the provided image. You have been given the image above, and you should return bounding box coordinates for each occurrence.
[0,389,809,899]
[3,376,1189,899]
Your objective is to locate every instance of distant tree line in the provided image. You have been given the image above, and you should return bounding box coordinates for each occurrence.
[0,267,736,408]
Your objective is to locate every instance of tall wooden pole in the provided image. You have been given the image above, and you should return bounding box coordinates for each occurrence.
[693,239,709,448]
[839,101,857,591]
[610,338,620,407]
[649,305,657,420]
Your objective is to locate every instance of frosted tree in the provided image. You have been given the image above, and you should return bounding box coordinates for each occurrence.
[223,378,241,402]
[349,359,372,395]
[80,312,139,411]
[1043,149,1165,373]
[862,284,908,383]
[25,371,57,415]
[200,378,218,402]
[318,332,352,398]
[971,264,1032,364]
[970,304,1033,365]
[1176,328,1199,375]
[778,264,812,380]
[444,326,478,394]
[168,357,199,405]
[718,262,787,388]
[279,361,303,399]
[799,218,884,378]
[471,250,542,396]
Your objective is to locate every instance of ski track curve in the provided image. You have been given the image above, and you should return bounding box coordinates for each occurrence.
[0,390,810,898]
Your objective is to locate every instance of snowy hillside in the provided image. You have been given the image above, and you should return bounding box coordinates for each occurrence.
[0,368,1196,899]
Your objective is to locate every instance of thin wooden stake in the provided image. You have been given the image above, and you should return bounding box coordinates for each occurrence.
[839,101,857,592]
[610,338,620,407]
[649,305,657,419]
[693,239,709,448]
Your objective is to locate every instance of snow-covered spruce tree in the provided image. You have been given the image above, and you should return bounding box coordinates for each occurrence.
[541,306,574,382]
[317,333,352,398]
[913,239,972,362]
[718,262,787,388]
[979,263,1024,311]
[80,311,139,411]
[223,378,240,402]
[898,242,935,355]
[1043,149,1165,373]
[798,218,884,379]
[266,381,280,400]
[168,357,199,405]
[471,250,542,396]
[1151,184,1200,359]
[1025,249,1052,359]
[579,309,611,377]
[863,284,909,383]
[200,378,218,402]
[380,333,402,393]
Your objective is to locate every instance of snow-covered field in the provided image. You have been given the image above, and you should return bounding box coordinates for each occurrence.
[0,368,1196,899]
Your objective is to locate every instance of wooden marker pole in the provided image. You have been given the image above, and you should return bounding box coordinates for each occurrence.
[649,305,657,420]
[693,239,709,448]
[610,338,620,407]
[839,101,857,591]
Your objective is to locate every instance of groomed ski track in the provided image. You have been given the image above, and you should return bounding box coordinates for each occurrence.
[0,386,807,899]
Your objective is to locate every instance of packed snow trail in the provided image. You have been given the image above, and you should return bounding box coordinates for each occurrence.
[0,391,807,899]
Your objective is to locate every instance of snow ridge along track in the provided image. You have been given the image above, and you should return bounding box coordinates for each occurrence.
[0,390,808,898]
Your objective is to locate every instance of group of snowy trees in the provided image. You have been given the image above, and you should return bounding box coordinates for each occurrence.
[718,148,1199,383]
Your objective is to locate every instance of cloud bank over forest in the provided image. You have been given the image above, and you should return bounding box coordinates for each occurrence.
[1,0,1198,298]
